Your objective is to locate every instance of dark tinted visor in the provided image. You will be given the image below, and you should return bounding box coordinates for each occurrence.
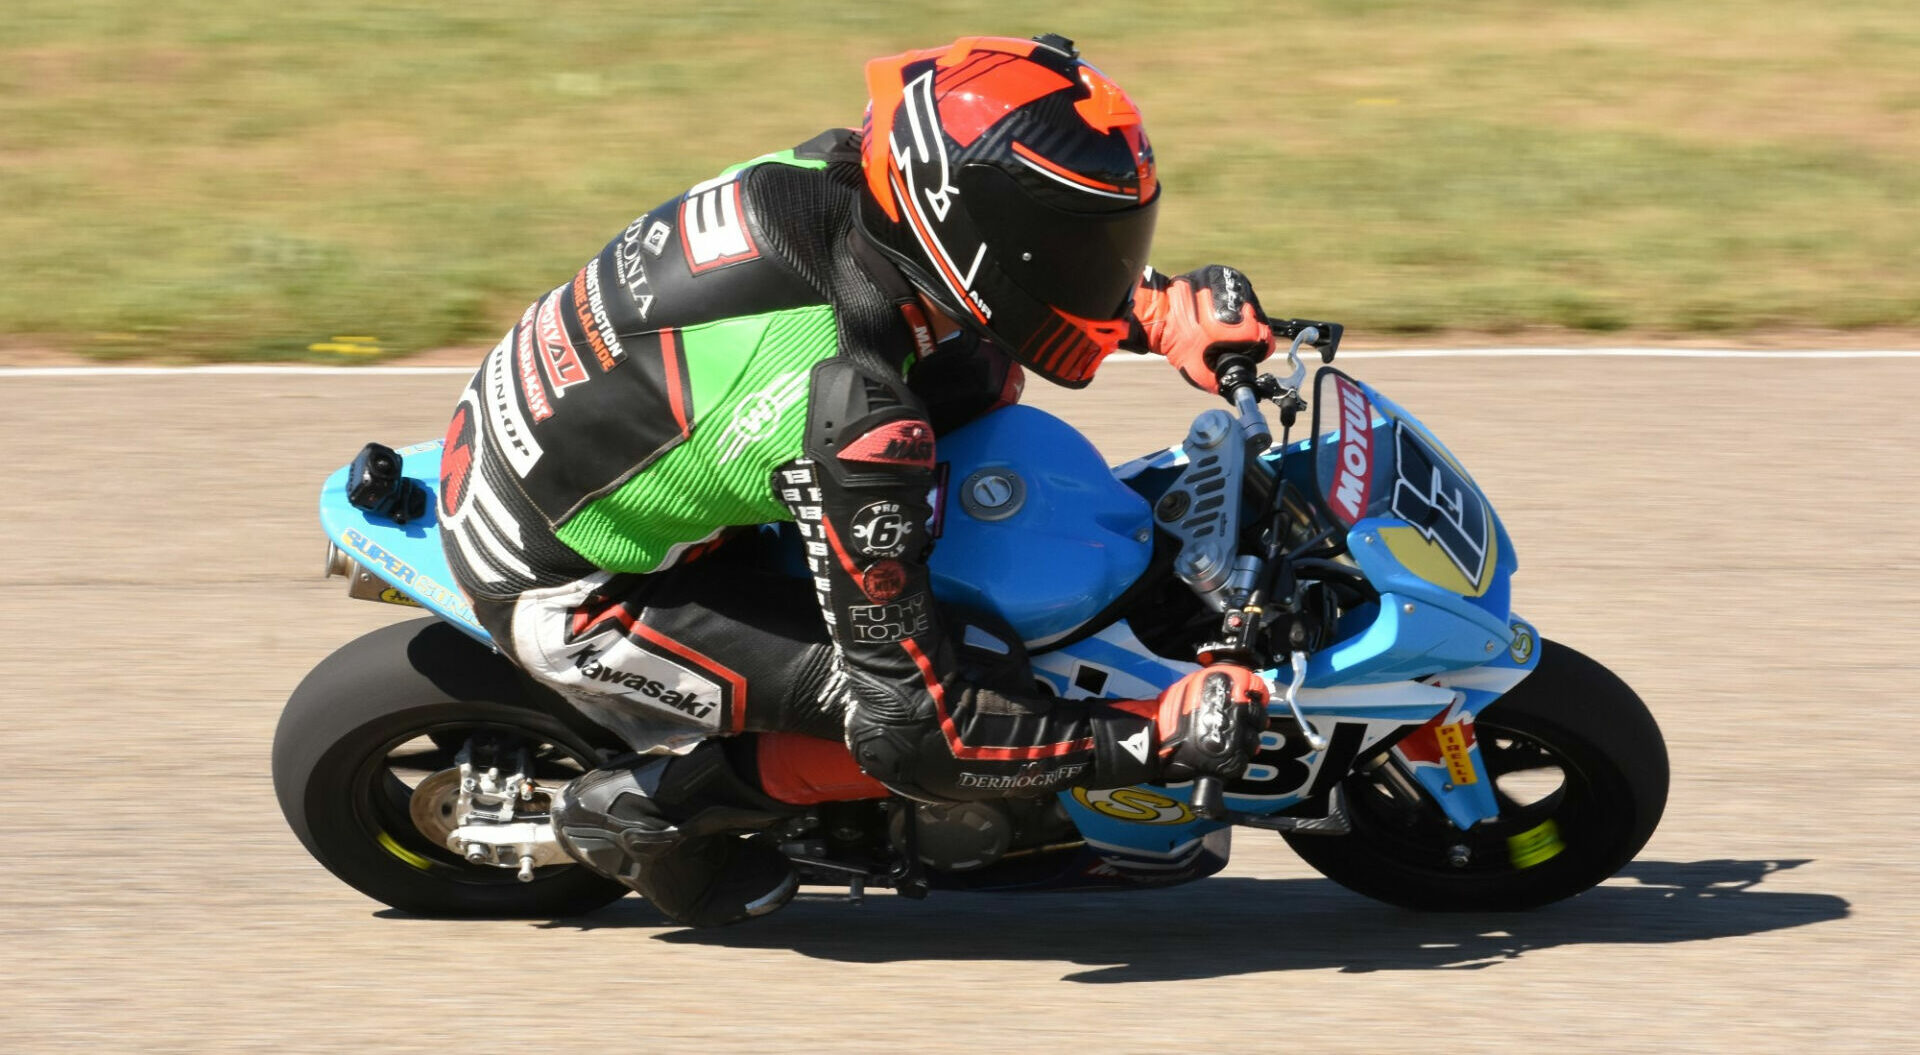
[959,164,1160,321]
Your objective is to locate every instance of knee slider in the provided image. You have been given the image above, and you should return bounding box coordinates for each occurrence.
[845,720,920,787]
[845,710,990,803]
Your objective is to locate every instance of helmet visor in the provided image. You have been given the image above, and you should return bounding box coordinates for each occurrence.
[959,164,1160,321]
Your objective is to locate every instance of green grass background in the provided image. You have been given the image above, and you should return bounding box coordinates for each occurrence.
[4,0,1916,360]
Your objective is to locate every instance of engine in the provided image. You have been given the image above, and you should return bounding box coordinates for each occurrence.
[886,795,1078,873]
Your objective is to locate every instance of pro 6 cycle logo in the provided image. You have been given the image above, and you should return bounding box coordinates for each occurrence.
[850,501,910,558]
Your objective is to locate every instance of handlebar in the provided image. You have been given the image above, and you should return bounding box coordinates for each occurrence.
[1210,321,1342,453]
[1213,353,1272,452]
[1174,321,1347,825]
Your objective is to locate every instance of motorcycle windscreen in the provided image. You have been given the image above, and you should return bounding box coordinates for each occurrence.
[1309,368,1502,598]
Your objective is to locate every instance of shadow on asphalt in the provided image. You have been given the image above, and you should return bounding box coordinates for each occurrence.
[534,858,1847,982]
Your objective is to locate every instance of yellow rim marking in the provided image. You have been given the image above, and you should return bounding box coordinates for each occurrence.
[1506,819,1565,870]
[377,830,434,871]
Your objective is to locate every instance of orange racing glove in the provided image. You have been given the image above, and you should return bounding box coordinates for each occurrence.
[1128,265,1274,393]
[1105,664,1270,784]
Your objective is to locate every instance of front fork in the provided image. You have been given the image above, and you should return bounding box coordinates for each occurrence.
[1387,699,1502,830]
[1383,615,1543,830]
[1219,615,1541,833]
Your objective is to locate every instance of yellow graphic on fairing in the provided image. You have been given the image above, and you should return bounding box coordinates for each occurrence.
[1072,787,1195,825]
[1435,722,1480,785]
[377,587,423,608]
[1379,523,1500,597]
[1376,417,1500,596]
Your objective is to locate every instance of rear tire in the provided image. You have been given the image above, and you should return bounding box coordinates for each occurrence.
[1284,639,1667,911]
[273,618,630,918]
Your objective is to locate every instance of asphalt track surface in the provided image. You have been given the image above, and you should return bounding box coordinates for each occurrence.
[3,356,1914,1052]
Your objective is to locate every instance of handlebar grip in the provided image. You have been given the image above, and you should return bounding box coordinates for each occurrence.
[1211,353,1272,451]
[1191,775,1229,820]
[1211,352,1258,393]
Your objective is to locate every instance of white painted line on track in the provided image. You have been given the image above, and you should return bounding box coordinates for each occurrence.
[1329,348,1920,360]
[2,347,1918,379]
[0,365,475,378]
[1115,348,1920,361]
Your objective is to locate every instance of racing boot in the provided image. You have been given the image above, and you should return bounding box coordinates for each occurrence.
[551,741,801,927]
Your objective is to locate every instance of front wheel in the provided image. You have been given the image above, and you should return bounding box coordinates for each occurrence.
[1284,640,1667,911]
[273,618,630,917]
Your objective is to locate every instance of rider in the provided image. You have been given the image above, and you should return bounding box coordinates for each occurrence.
[438,34,1275,926]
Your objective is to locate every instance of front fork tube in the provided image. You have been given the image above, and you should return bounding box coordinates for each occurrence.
[1395,731,1500,830]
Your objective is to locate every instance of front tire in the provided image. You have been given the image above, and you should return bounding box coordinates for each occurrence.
[1284,639,1667,911]
[273,618,630,918]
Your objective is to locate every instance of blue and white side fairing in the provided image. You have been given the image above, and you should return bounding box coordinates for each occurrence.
[320,387,1543,890]
[1033,613,1541,866]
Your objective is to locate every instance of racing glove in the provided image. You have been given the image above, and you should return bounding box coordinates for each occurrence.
[1096,664,1270,785]
[1128,265,1274,393]
[1154,664,1270,782]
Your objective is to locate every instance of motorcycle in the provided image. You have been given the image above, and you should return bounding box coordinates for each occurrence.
[274,323,1668,919]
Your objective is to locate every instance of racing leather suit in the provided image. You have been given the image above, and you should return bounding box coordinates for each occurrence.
[440,129,1175,803]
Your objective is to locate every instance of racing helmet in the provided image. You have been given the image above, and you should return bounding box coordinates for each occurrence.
[856,34,1160,387]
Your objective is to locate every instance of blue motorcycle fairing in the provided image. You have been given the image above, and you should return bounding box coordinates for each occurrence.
[319,387,1543,890]
[1033,614,1541,854]
[924,406,1155,648]
[1399,617,1542,828]
[318,441,487,641]
[1302,371,1521,685]
[1114,482,1519,690]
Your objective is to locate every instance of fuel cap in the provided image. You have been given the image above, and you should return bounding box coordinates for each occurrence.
[960,468,1026,522]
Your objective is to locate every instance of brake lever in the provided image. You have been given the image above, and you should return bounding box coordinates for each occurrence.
[1273,319,1344,363]
[1278,650,1324,751]
[1278,331,1310,392]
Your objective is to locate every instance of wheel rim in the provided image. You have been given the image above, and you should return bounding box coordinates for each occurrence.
[1342,713,1616,880]
[348,721,597,886]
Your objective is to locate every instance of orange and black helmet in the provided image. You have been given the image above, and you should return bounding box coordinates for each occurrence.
[855,34,1159,387]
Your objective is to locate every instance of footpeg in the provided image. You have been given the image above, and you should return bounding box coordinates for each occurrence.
[1232,785,1353,836]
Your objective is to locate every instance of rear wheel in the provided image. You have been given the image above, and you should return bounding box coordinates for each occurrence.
[1284,640,1667,911]
[273,619,629,917]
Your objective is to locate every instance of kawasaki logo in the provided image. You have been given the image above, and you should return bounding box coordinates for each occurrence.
[568,647,715,720]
